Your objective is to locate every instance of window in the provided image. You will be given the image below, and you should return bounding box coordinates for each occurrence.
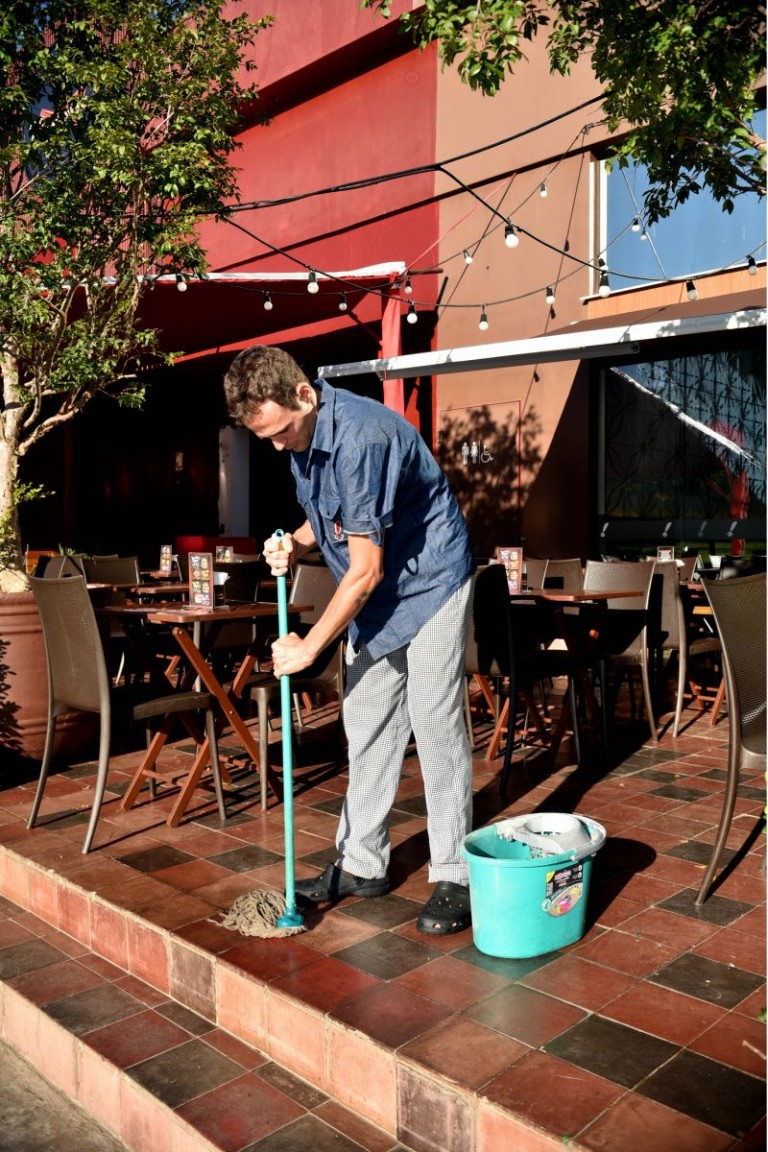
[603,110,766,289]
[599,336,766,544]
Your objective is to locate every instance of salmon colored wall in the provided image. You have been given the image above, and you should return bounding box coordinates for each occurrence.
[429,37,603,557]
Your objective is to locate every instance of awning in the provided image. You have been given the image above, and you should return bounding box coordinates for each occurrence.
[317,289,766,381]
[134,264,408,358]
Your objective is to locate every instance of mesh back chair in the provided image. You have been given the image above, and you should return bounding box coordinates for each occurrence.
[464,565,555,796]
[82,556,141,585]
[543,558,583,591]
[584,559,657,746]
[696,573,766,903]
[649,561,689,737]
[717,555,767,581]
[29,575,226,852]
[37,555,86,579]
[677,556,698,582]
[248,562,345,809]
[525,557,549,590]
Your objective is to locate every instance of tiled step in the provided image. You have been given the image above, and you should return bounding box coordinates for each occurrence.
[0,871,407,1152]
[0,842,553,1152]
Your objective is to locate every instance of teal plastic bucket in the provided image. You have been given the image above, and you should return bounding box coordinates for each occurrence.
[462,815,606,959]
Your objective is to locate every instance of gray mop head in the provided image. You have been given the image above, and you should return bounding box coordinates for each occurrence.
[216,888,306,938]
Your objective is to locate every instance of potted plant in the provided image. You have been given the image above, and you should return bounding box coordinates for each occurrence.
[0,0,271,759]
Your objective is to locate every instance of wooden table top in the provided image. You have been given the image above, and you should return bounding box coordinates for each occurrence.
[146,600,311,624]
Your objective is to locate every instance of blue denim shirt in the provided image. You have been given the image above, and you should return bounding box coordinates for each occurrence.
[290,381,475,660]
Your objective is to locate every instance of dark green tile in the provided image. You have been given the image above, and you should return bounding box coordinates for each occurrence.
[0,938,68,980]
[650,953,764,1008]
[453,943,558,979]
[650,785,710,802]
[242,1114,370,1152]
[255,1062,328,1109]
[638,1049,765,1136]
[634,768,679,783]
[666,840,735,867]
[340,894,420,930]
[658,886,753,925]
[128,1037,241,1108]
[116,845,195,872]
[156,1000,213,1035]
[544,1015,678,1087]
[390,795,428,818]
[334,932,440,980]
[44,983,144,1036]
[208,845,284,872]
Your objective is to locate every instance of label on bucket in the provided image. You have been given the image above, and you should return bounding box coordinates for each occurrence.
[543,862,584,917]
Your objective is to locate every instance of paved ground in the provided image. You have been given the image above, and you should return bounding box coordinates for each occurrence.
[0,1040,129,1152]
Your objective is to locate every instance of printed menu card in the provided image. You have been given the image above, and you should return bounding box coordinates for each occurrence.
[496,546,524,594]
[189,551,214,607]
[159,544,173,574]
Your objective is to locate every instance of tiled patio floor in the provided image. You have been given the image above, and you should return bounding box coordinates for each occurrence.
[0,688,764,1152]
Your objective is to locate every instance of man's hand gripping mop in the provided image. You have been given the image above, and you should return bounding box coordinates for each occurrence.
[217,531,306,938]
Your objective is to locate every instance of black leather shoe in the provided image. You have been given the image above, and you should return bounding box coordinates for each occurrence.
[294,863,391,905]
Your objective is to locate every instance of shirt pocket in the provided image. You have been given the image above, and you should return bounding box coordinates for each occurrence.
[318,496,345,545]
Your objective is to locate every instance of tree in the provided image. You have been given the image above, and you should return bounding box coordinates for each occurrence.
[365,1,766,222]
[0,0,272,588]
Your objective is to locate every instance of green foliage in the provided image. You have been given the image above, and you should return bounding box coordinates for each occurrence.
[365,0,766,222]
[0,0,272,563]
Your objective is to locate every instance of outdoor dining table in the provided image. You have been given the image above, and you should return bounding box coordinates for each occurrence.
[504,587,645,768]
[117,599,312,824]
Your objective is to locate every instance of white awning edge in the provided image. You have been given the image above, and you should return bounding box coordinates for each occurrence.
[144,263,408,286]
[318,306,766,381]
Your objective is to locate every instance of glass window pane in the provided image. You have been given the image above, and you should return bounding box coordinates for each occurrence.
[602,342,766,527]
[605,110,766,288]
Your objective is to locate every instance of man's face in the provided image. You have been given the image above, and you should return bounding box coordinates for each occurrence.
[242,383,317,452]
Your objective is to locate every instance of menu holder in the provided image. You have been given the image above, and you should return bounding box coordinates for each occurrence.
[496,546,524,594]
[188,551,214,607]
[159,544,173,575]
[656,545,675,561]
[215,545,233,561]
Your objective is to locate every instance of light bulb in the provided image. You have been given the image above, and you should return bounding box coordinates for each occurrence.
[640,228,648,241]
[504,222,519,248]
[175,273,187,292]
[545,286,555,305]
[307,270,319,294]
[263,292,273,311]
[747,255,757,276]
[631,217,640,233]
[686,279,698,301]
[478,309,489,331]
[539,183,548,198]
[406,302,418,324]
[463,250,473,265]
[338,293,348,312]
[598,271,611,298]
[403,276,413,295]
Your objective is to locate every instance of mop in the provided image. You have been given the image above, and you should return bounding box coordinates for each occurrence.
[217,531,306,937]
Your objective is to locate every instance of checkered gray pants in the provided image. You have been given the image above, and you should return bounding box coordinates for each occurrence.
[337,577,473,885]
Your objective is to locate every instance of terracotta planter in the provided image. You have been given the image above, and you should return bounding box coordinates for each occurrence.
[0,590,97,763]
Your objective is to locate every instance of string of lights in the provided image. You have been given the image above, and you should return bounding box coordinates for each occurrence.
[167,95,765,327]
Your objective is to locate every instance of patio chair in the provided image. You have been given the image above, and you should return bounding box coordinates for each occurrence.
[584,559,657,747]
[464,565,558,796]
[37,555,86,578]
[248,561,345,808]
[28,575,226,853]
[524,557,549,590]
[543,557,583,591]
[696,572,766,903]
[82,555,141,585]
[648,561,689,737]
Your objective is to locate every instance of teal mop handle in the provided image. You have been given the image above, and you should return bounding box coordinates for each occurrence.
[273,531,304,929]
